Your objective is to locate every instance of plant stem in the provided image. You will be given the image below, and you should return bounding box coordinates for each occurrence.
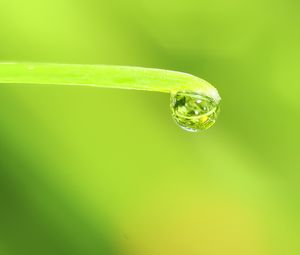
[0,63,220,102]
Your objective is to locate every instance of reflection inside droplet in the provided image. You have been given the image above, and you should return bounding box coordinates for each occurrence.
[170,91,220,132]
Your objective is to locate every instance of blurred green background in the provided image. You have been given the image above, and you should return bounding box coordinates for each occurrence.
[0,0,299,254]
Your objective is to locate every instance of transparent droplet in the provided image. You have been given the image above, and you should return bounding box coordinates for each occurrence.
[170,91,220,132]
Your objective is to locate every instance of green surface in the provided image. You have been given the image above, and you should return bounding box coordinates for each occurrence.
[0,0,300,254]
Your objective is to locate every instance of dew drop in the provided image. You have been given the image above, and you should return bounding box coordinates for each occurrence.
[170,91,220,132]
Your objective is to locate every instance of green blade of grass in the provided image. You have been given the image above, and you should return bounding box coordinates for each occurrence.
[0,63,220,102]
[0,62,221,131]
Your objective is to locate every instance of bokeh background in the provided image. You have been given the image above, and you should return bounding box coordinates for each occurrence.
[0,0,300,254]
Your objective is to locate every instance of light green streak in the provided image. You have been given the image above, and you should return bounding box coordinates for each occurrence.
[0,63,220,102]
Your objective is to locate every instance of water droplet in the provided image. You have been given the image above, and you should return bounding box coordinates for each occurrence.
[170,91,220,132]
